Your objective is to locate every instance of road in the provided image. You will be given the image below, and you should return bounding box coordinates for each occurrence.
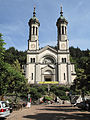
[6,104,90,120]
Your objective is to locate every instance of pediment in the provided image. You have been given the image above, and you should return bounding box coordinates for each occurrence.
[39,45,57,53]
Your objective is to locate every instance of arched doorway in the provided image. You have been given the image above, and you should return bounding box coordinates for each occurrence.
[44,70,52,81]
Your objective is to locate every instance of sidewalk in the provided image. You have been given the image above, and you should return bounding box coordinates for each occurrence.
[6,104,90,120]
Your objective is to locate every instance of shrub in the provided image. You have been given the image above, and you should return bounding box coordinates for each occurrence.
[50,85,58,93]
[43,96,52,101]
[30,87,41,101]
[37,85,47,95]
[60,96,69,100]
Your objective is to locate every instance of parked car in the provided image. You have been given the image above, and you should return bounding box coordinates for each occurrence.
[77,99,90,111]
[0,101,10,118]
[85,99,90,111]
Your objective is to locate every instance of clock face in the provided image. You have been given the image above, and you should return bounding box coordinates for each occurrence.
[31,44,35,48]
[61,43,65,48]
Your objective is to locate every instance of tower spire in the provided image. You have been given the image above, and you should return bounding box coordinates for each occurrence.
[60,5,63,16]
[33,6,36,17]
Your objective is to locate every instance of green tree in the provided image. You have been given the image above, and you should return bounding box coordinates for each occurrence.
[30,87,41,101]
[85,57,90,91]
[4,47,17,64]
[0,33,6,95]
[13,59,21,72]
[4,47,26,66]
[0,34,29,99]
[71,68,88,97]
[0,33,6,62]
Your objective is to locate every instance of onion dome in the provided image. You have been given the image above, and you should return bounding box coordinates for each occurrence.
[28,7,40,26]
[56,6,68,26]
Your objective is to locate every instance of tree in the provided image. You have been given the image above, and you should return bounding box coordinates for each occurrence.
[85,57,90,91]
[0,33,6,95]
[4,47,17,64]
[70,67,90,97]
[0,33,6,62]
[69,46,83,58]
[4,47,26,66]
[0,34,29,100]
[13,59,21,72]
[30,87,41,101]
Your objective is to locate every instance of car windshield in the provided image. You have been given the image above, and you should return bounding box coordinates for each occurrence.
[2,102,9,108]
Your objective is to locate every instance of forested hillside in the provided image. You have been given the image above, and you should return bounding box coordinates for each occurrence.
[4,46,90,68]
[4,46,90,74]
[4,47,26,67]
[69,46,90,71]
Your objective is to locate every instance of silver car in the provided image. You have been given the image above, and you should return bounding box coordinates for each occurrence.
[0,101,10,118]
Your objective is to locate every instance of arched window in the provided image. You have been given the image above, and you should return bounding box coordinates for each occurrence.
[65,27,67,35]
[62,26,64,35]
[33,58,35,63]
[64,58,66,63]
[31,58,32,63]
[33,26,35,35]
[31,58,35,63]
[36,27,38,35]
[62,58,66,63]
[62,58,64,63]
[31,73,33,80]
[64,73,66,80]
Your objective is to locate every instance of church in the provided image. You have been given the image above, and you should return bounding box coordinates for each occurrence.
[26,7,76,85]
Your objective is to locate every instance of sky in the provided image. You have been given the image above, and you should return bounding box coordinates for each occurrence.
[0,0,90,51]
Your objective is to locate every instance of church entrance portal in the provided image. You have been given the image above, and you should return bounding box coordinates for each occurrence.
[45,76,52,81]
[44,70,52,82]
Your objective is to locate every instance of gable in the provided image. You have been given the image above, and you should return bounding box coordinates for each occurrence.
[39,45,57,53]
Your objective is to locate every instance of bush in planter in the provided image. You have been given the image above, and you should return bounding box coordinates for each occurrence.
[30,87,42,101]
[37,85,47,95]
[43,96,52,102]
[55,90,66,97]
[50,85,58,93]
[60,95,69,100]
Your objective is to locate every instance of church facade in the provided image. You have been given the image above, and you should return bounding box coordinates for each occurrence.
[26,7,76,85]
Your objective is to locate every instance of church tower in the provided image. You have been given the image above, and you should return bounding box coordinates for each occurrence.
[56,6,72,84]
[56,6,69,51]
[28,7,40,51]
